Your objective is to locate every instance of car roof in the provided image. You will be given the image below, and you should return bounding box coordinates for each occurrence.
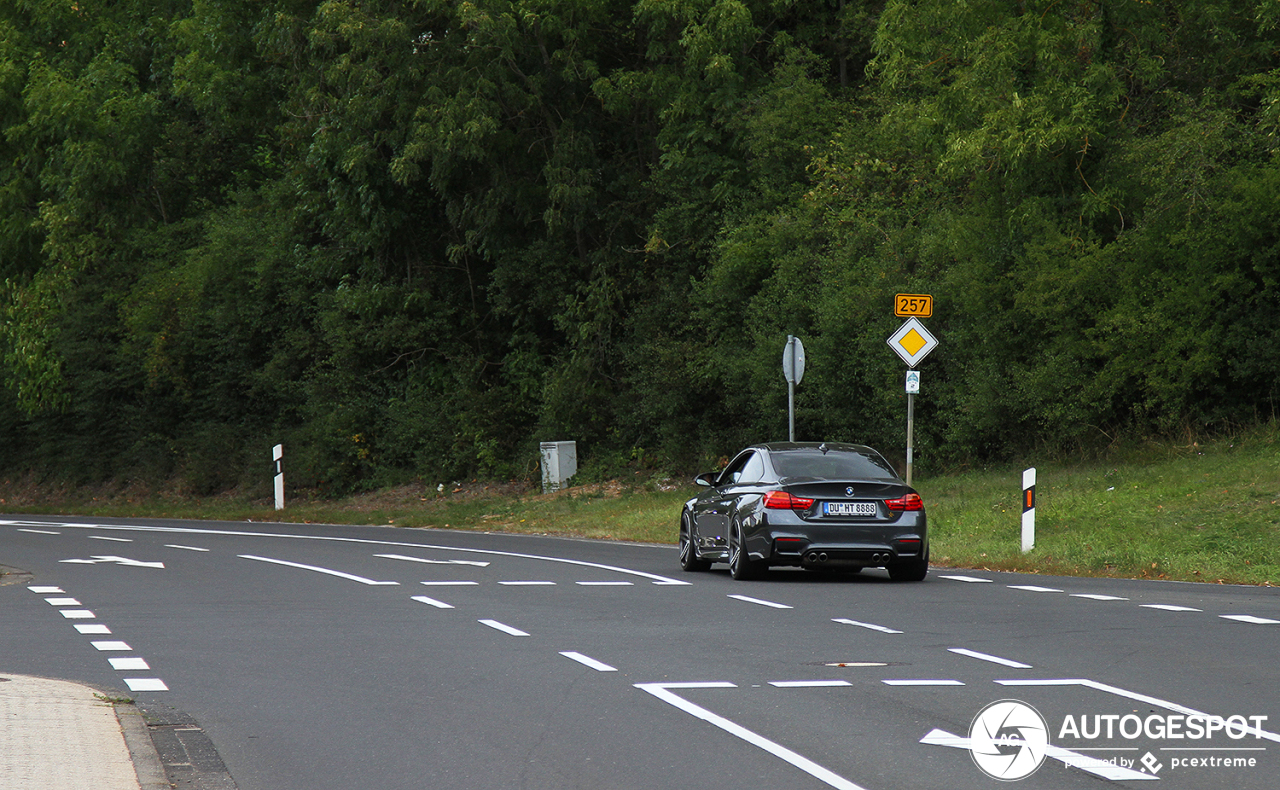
[752,442,879,454]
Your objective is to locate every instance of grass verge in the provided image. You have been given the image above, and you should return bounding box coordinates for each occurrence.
[2,428,1277,586]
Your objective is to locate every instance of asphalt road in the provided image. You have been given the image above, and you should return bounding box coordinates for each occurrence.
[3,514,1278,789]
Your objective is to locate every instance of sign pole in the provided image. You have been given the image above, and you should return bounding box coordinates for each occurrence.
[788,379,795,442]
[906,391,915,485]
[782,335,805,443]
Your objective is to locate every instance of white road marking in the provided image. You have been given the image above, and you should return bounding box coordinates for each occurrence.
[28,586,64,594]
[1140,604,1201,612]
[1220,614,1280,624]
[88,536,133,542]
[921,728,1156,781]
[883,679,965,686]
[1008,585,1063,593]
[499,581,555,586]
[60,610,95,619]
[238,555,400,586]
[44,597,81,606]
[17,528,59,535]
[576,581,633,586]
[479,619,529,636]
[769,680,852,688]
[995,678,1280,744]
[91,641,133,651]
[636,683,869,790]
[948,648,1032,669]
[43,523,690,585]
[74,624,111,634]
[559,651,617,672]
[938,575,992,583]
[59,555,165,569]
[1071,594,1129,601]
[410,595,454,610]
[165,544,210,552]
[123,678,168,692]
[728,594,792,609]
[420,581,478,586]
[375,553,490,567]
[109,658,150,671]
[832,618,903,634]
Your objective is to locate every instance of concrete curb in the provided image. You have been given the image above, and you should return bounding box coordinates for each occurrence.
[116,703,170,790]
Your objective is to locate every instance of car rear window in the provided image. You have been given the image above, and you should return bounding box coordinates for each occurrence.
[770,449,898,481]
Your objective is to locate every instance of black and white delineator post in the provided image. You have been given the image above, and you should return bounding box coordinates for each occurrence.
[273,444,285,511]
[1021,467,1036,553]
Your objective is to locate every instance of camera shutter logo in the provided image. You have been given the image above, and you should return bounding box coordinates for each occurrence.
[968,700,1050,781]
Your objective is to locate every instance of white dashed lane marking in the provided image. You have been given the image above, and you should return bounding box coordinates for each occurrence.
[883,679,965,686]
[769,680,851,688]
[92,641,133,651]
[124,679,169,692]
[17,528,59,535]
[420,581,477,586]
[1141,604,1201,612]
[1071,594,1128,601]
[948,648,1032,669]
[479,619,530,637]
[938,575,992,583]
[728,594,792,609]
[109,657,150,671]
[165,544,210,552]
[832,618,903,634]
[499,581,555,586]
[410,595,454,610]
[88,535,133,542]
[559,652,617,672]
[1220,614,1280,624]
[1008,585,1063,593]
[30,585,168,693]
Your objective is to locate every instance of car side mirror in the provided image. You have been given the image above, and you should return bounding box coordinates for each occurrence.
[695,472,718,487]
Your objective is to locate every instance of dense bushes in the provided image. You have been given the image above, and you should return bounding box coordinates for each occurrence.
[1,0,1278,491]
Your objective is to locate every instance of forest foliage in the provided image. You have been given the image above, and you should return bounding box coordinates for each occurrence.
[1,0,1278,492]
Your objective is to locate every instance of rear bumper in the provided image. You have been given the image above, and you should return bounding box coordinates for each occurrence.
[753,512,927,568]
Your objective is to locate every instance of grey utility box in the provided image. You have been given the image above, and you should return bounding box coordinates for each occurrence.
[540,441,577,494]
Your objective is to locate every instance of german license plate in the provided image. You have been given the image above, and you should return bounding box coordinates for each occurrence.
[823,502,876,517]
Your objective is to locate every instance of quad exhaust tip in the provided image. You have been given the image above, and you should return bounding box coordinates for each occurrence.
[804,552,893,565]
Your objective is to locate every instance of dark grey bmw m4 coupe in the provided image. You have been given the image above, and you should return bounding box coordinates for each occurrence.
[679,442,928,581]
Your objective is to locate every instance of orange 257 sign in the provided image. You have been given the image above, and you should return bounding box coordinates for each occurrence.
[894,294,933,318]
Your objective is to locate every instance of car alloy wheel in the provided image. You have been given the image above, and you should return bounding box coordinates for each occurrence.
[728,521,760,580]
[679,514,710,572]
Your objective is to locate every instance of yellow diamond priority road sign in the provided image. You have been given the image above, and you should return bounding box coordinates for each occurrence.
[887,317,938,368]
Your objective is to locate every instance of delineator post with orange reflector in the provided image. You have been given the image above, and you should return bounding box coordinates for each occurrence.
[1022,467,1036,553]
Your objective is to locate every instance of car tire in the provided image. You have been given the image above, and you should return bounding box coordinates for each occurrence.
[728,521,763,581]
[679,514,711,572]
[887,552,928,582]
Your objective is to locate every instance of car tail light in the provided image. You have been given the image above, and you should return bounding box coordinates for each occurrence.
[884,493,924,511]
[763,490,815,510]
